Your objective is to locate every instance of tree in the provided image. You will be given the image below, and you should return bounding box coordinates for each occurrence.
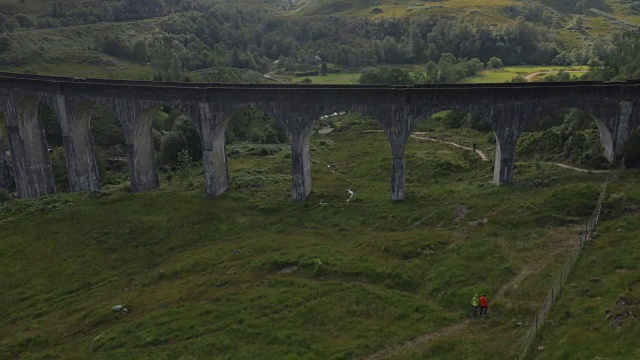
[131,40,148,63]
[231,48,241,68]
[373,41,385,63]
[575,0,591,14]
[510,75,527,83]
[329,49,340,64]
[585,31,640,81]
[320,62,328,75]
[52,2,64,18]
[436,53,459,83]
[573,16,585,31]
[423,61,438,83]
[14,13,36,28]
[425,43,439,62]
[159,116,202,168]
[487,57,503,69]
[148,35,185,81]
[358,67,414,85]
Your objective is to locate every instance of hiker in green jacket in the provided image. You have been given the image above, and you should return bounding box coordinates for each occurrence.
[471,294,479,317]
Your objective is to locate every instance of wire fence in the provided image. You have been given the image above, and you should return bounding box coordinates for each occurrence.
[514,168,621,360]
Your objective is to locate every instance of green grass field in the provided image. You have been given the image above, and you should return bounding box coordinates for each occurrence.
[0,50,156,80]
[290,0,640,34]
[277,66,591,85]
[461,66,590,84]
[2,115,629,359]
[527,171,640,360]
[298,72,362,85]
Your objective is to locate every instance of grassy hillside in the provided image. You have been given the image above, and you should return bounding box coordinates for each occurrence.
[460,66,589,83]
[0,118,620,359]
[290,0,513,21]
[0,0,638,82]
[290,0,640,26]
[527,171,640,359]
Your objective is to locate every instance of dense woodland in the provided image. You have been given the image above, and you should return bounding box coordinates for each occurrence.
[2,0,639,81]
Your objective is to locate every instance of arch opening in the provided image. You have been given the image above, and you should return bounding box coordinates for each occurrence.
[90,102,129,189]
[622,126,640,169]
[518,109,610,168]
[155,105,203,168]
[515,108,610,185]
[221,109,291,197]
[101,99,163,193]
[408,110,494,187]
[0,112,15,194]
[310,110,390,203]
[154,105,203,190]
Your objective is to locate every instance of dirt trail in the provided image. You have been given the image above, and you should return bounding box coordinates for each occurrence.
[366,240,571,360]
[525,70,587,82]
[411,133,489,161]
[367,321,470,360]
[492,244,566,301]
[543,162,610,173]
[362,130,607,174]
[262,72,287,84]
[410,133,608,173]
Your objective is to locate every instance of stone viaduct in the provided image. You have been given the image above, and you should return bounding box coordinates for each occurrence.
[0,71,639,201]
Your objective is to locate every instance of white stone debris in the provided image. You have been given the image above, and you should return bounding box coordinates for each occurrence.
[347,189,355,202]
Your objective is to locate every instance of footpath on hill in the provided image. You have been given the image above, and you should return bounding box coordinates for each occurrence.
[524,70,588,82]
[411,132,488,161]
[367,240,569,359]
[360,132,608,358]
[410,132,609,173]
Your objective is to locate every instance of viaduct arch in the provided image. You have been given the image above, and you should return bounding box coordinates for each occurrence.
[0,72,638,201]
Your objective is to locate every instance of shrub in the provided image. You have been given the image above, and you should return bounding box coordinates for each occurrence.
[0,189,11,203]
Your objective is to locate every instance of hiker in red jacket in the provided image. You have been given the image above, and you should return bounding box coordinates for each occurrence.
[479,294,488,315]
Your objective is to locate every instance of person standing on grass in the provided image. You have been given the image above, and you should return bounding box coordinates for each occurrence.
[479,294,489,316]
[471,294,479,317]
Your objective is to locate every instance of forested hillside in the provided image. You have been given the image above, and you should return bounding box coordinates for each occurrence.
[0,0,639,83]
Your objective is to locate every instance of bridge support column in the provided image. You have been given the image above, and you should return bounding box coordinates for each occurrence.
[611,101,635,163]
[0,126,14,191]
[390,141,406,201]
[112,99,160,193]
[192,103,229,197]
[290,128,313,201]
[383,106,415,201]
[490,103,528,185]
[203,130,228,197]
[52,96,101,192]
[5,94,55,198]
[493,131,517,185]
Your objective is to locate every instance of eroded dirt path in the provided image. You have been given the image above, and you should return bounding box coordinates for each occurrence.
[411,133,489,161]
[410,133,608,173]
[366,236,575,360]
[524,70,587,82]
[367,321,470,360]
[543,162,610,173]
